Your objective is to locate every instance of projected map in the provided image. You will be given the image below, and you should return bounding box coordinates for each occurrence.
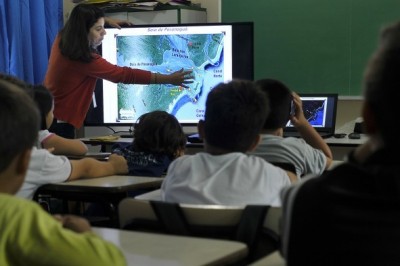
[115,33,225,122]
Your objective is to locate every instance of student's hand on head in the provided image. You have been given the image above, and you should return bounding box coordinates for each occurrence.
[169,68,194,88]
[108,153,129,174]
[289,92,307,127]
[54,214,92,233]
[104,17,133,29]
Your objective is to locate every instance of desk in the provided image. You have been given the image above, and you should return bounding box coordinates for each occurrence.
[249,251,285,266]
[92,227,248,266]
[81,137,204,154]
[325,134,368,160]
[67,152,111,161]
[81,137,131,152]
[325,134,367,146]
[34,175,163,227]
[82,134,368,159]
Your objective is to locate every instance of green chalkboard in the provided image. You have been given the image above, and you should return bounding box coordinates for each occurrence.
[222,0,400,96]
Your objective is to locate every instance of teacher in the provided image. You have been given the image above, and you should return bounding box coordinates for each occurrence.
[44,4,192,139]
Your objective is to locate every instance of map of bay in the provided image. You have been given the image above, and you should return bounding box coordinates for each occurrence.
[302,100,325,126]
[115,33,225,122]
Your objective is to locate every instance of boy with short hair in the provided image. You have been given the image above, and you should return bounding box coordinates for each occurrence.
[249,78,333,178]
[0,78,126,266]
[161,80,296,207]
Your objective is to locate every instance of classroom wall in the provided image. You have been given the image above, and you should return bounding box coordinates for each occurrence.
[64,0,362,139]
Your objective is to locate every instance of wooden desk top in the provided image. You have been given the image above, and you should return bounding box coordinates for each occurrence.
[93,227,248,266]
[39,175,163,193]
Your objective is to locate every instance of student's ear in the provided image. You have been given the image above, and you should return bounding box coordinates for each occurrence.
[248,134,261,152]
[361,102,377,134]
[197,120,205,140]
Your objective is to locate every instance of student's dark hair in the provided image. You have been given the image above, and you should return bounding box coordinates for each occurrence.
[256,78,292,130]
[33,85,53,130]
[204,80,270,152]
[59,4,104,62]
[0,73,33,97]
[132,110,187,158]
[0,79,40,172]
[363,20,400,146]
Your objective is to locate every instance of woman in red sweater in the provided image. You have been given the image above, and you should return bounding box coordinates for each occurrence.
[44,4,192,138]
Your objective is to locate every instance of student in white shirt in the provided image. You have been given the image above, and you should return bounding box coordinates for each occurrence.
[161,80,297,207]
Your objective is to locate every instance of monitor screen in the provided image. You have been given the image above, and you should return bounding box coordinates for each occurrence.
[84,22,254,127]
[285,94,337,128]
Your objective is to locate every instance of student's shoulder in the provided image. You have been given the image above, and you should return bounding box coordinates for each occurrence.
[0,193,45,219]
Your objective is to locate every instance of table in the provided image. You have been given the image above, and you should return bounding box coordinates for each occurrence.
[34,175,163,227]
[92,227,248,266]
[67,151,111,161]
[325,134,368,160]
[248,251,285,266]
[81,136,204,153]
[325,134,367,146]
[82,134,368,159]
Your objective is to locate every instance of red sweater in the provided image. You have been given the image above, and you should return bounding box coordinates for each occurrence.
[44,35,152,128]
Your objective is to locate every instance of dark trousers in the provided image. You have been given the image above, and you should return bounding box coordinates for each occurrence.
[49,119,76,139]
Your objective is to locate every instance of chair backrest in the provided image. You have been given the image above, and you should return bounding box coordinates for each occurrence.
[270,161,297,176]
[118,198,282,262]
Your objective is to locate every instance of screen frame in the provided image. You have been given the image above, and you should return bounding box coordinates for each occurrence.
[84,21,254,127]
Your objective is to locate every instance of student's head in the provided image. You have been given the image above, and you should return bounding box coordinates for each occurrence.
[199,79,270,153]
[132,111,187,158]
[33,85,54,130]
[363,20,400,147]
[60,4,106,62]
[0,73,33,97]
[0,78,40,194]
[256,78,292,130]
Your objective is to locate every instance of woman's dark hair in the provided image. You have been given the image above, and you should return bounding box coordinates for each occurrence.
[132,111,187,158]
[59,4,105,62]
[33,85,53,130]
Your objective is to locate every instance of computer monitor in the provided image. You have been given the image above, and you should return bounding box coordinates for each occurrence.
[283,93,338,138]
[84,22,254,127]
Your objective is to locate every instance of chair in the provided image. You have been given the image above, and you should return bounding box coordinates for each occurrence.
[118,198,282,263]
[270,161,296,175]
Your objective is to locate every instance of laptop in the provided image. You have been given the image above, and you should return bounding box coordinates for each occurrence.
[283,93,338,139]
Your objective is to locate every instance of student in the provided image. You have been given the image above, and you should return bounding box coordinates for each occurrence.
[33,84,88,156]
[249,78,333,178]
[0,78,126,266]
[44,4,193,139]
[17,146,128,200]
[161,80,297,207]
[280,20,400,265]
[112,110,187,177]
